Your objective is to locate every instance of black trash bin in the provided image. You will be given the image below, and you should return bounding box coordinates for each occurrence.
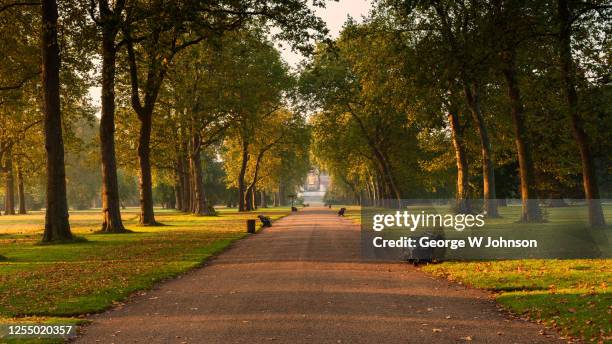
[247,219,256,233]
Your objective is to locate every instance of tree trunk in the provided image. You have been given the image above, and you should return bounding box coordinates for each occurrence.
[370,148,400,206]
[137,111,157,225]
[4,153,15,215]
[245,187,253,211]
[502,52,542,222]
[464,81,499,217]
[189,133,212,215]
[174,159,183,210]
[180,149,190,212]
[448,110,471,213]
[238,140,249,212]
[17,164,26,214]
[99,23,126,233]
[189,159,196,213]
[278,182,286,206]
[260,190,267,208]
[557,0,605,228]
[41,0,71,242]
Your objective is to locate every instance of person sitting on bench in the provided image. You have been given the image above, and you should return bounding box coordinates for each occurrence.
[338,207,346,216]
[258,215,272,227]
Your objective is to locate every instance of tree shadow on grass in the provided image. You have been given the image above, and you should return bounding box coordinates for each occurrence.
[93,228,136,234]
[35,236,89,245]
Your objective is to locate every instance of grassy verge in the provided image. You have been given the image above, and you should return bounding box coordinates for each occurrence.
[0,207,290,343]
[422,259,611,342]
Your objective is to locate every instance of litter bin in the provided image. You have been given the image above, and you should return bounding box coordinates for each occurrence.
[247,219,256,234]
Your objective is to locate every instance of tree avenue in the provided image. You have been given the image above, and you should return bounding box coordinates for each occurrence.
[303,0,610,227]
[0,0,328,242]
[0,0,608,248]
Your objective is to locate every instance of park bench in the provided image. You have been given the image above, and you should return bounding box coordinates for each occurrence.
[258,215,272,227]
[404,232,445,265]
[338,207,346,216]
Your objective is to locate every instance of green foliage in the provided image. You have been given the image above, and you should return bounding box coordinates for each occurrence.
[302,21,432,201]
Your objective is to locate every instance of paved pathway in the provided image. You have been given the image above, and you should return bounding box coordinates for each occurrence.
[75,207,562,343]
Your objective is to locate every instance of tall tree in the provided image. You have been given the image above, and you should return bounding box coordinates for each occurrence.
[41,0,71,241]
[556,0,608,227]
[4,150,15,215]
[491,1,542,222]
[121,1,197,225]
[121,0,328,221]
[89,0,128,232]
[381,0,498,214]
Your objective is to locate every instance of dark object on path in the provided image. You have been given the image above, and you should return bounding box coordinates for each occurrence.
[328,204,332,209]
[404,232,445,264]
[258,215,272,227]
[291,206,298,212]
[247,219,256,234]
[338,208,346,216]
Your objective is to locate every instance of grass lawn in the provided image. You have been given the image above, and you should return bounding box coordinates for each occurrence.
[423,259,611,343]
[350,203,612,342]
[0,206,290,343]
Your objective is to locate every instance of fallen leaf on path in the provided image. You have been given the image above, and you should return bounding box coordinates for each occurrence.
[432,328,442,333]
[460,336,473,341]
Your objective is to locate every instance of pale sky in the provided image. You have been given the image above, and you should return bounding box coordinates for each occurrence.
[279,0,373,67]
[88,0,373,111]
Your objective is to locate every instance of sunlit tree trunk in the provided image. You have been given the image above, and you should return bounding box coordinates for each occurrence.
[179,137,191,212]
[4,153,15,215]
[502,51,541,222]
[189,132,212,215]
[174,159,183,210]
[41,0,71,241]
[448,110,471,214]
[17,164,26,214]
[137,111,156,225]
[464,82,499,217]
[557,0,605,228]
[99,9,126,232]
[238,139,249,212]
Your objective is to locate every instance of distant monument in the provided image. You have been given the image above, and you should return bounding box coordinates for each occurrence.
[300,168,330,205]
